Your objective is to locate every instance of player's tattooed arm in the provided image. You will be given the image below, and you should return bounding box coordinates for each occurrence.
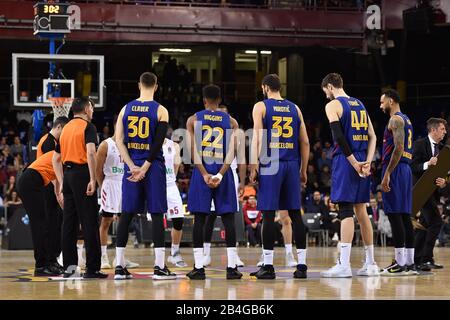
[250,101,265,183]
[115,106,137,170]
[362,115,377,176]
[381,116,405,192]
[95,140,108,188]
[297,105,310,187]
[386,115,405,175]
[186,115,213,186]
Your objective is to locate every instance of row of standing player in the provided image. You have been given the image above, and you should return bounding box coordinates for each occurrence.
[110,71,420,279]
[19,70,418,280]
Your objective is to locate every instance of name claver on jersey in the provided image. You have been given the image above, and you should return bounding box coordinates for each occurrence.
[123,100,163,162]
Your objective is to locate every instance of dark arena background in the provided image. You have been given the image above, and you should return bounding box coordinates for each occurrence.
[0,0,450,310]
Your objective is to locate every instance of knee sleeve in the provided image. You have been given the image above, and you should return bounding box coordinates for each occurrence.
[171,217,184,231]
[116,213,134,247]
[193,213,206,248]
[221,213,236,247]
[151,213,165,248]
[262,211,276,251]
[288,210,306,249]
[338,202,354,220]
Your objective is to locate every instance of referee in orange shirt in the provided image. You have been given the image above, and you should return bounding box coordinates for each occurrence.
[17,150,64,276]
[36,116,69,271]
[53,97,107,278]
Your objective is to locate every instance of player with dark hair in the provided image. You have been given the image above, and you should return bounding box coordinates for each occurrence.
[250,73,310,279]
[114,72,175,280]
[379,89,418,276]
[186,84,242,280]
[320,73,379,278]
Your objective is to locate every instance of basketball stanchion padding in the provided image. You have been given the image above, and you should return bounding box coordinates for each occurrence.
[412,146,450,215]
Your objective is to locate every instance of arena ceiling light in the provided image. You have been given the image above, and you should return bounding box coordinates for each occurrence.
[244,50,272,55]
[159,48,192,53]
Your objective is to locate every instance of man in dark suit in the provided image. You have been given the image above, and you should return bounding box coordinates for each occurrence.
[411,117,448,270]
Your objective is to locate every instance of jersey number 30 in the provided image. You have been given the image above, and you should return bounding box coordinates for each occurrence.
[128,116,150,139]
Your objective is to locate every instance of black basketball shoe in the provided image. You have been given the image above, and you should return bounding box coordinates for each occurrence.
[226,267,243,280]
[114,266,133,280]
[153,266,177,280]
[251,264,276,279]
[186,267,206,280]
[294,264,308,279]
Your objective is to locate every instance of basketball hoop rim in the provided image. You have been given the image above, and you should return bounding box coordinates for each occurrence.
[48,97,73,108]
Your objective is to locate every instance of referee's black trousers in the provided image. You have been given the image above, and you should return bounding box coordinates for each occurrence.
[16,169,50,269]
[62,164,101,272]
[43,184,63,263]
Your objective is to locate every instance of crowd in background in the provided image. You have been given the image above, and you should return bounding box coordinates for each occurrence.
[1,80,449,247]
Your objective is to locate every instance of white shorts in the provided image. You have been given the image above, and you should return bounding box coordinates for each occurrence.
[210,169,239,212]
[166,184,185,220]
[100,179,122,214]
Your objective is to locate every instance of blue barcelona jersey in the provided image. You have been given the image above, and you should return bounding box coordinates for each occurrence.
[122,100,163,164]
[195,109,231,171]
[382,112,413,167]
[262,98,300,161]
[333,96,369,156]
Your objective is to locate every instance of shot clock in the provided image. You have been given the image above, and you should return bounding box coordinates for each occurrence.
[33,2,72,35]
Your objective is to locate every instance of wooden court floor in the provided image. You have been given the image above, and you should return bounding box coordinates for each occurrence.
[1,246,450,300]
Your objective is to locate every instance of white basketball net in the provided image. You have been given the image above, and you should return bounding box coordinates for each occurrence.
[49,97,72,121]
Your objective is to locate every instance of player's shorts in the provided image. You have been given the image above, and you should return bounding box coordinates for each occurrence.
[382,162,412,214]
[100,178,122,214]
[210,168,239,212]
[331,151,370,204]
[257,160,301,211]
[166,183,185,220]
[122,160,168,214]
[188,165,237,215]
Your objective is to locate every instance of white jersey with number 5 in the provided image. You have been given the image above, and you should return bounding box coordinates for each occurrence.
[100,138,124,213]
[163,139,184,220]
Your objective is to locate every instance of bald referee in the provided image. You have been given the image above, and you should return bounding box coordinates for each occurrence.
[53,97,107,278]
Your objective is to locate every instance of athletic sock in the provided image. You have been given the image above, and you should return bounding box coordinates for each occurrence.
[395,247,405,266]
[77,244,83,260]
[339,243,352,267]
[203,243,211,257]
[227,247,237,268]
[101,245,107,257]
[405,248,415,266]
[194,248,204,269]
[263,249,274,266]
[115,247,126,267]
[154,247,165,269]
[297,249,307,265]
[285,244,293,255]
[364,245,375,265]
[171,244,180,256]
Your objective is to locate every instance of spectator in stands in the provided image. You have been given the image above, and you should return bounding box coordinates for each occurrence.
[152,54,166,80]
[2,145,14,167]
[317,150,331,170]
[98,123,111,143]
[241,183,257,202]
[243,195,262,246]
[3,175,16,201]
[323,141,333,160]
[10,136,24,158]
[4,191,22,209]
[367,197,379,224]
[306,164,319,195]
[0,137,7,152]
[319,164,331,194]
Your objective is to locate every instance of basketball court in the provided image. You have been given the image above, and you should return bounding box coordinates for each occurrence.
[1,247,449,300]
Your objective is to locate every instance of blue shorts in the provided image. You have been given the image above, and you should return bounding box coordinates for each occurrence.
[382,162,412,214]
[187,165,237,215]
[331,152,370,204]
[122,160,167,214]
[257,160,301,211]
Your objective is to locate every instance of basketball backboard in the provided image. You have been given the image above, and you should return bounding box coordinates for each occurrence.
[11,53,105,110]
